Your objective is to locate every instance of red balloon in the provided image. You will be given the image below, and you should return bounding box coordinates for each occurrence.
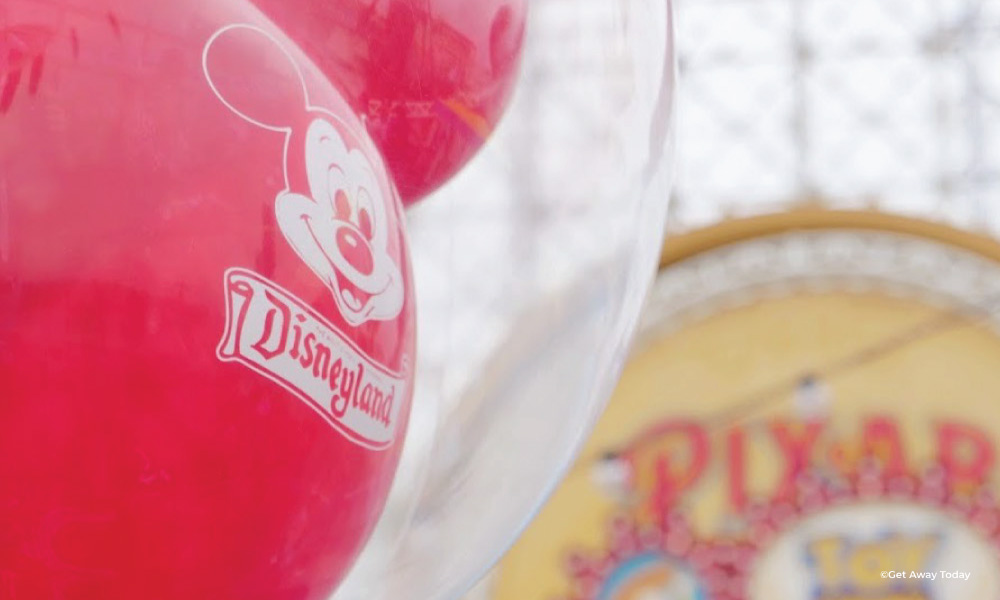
[0,2,415,599]
[253,0,528,204]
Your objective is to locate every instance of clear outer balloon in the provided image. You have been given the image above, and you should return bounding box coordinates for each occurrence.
[0,2,415,599]
[330,1,676,599]
[251,0,527,204]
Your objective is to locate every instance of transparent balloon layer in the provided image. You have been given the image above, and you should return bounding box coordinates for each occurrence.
[333,1,676,599]
[0,0,672,598]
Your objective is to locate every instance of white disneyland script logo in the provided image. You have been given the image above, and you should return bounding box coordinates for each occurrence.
[203,24,406,450]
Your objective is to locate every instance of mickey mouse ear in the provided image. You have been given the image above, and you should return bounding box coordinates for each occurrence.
[202,24,309,132]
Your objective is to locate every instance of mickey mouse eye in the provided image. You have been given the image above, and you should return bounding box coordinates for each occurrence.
[356,189,378,241]
[358,208,373,241]
[334,190,351,221]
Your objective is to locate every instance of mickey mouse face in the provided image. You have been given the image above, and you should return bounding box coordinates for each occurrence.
[203,24,406,328]
[276,118,404,326]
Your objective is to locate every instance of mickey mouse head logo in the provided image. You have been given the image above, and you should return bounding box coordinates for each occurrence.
[203,25,404,326]
[274,120,403,325]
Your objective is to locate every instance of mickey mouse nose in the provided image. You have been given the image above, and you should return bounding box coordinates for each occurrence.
[336,227,374,276]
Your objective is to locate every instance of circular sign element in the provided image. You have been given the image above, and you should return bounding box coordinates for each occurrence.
[494,219,1000,600]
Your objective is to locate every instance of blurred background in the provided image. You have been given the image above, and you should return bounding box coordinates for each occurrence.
[670,0,999,229]
[463,0,1000,598]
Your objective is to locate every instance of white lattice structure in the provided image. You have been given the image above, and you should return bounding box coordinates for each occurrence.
[672,0,1000,233]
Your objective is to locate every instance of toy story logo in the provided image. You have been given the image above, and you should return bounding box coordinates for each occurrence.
[560,416,1000,600]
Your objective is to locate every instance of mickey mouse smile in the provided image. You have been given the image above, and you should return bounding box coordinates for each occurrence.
[300,213,393,315]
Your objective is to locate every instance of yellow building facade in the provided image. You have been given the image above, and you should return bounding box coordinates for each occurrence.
[494,211,1000,600]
